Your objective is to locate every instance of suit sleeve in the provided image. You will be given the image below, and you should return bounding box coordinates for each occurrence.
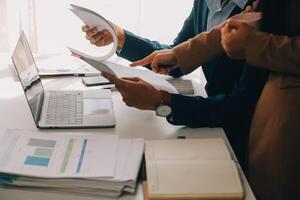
[117,1,197,77]
[173,23,224,74]
[166,64,269,128]
[245,32,300,75]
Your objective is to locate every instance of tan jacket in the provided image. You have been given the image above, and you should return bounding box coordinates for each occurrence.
[173,23,224,74]
[174,27,300,199]
[245,32,300,200]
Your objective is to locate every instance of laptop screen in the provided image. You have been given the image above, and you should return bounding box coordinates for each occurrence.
[12,32,44,125]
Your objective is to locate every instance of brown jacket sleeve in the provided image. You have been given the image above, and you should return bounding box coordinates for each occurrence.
[245,32,300,75]
[173,23,224,75]
[172,6,261,75]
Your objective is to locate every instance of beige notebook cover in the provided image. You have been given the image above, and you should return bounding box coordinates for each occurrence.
[145,138,231,162]
[145,139,244,200]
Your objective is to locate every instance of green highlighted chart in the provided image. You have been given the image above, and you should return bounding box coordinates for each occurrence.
[24,138,56,167]
[0,129,118,178]
[60,139,74,173]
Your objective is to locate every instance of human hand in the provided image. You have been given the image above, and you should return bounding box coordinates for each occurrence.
[221,19,254,59]
[130,50,178,74]
[102,72,162,110]
[243,0,260,13]
[82,23,125,49]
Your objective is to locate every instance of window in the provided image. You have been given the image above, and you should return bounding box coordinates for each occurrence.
[1,0,194,54]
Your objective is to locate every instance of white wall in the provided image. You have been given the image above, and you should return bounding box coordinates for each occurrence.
[0,0,194,54]
[34,0,194,53]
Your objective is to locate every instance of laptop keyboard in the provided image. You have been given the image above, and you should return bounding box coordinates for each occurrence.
[45,91,83,125]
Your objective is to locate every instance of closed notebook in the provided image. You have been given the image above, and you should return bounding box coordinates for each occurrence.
[144,139,244,200]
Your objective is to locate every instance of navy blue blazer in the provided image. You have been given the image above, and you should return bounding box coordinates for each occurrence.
[118,0,268,168]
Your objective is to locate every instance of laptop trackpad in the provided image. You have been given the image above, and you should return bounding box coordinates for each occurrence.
[84,98,112,115]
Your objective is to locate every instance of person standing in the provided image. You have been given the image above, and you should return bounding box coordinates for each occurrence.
[84,0,266,170]
[221,0,300,198]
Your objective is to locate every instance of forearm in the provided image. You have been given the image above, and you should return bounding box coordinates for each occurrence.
[118,30,170,62]
[245,32,300,75]
[167,92,255,128]
[166,64,269,128]
[173,23,225,75]
[118,30,184,77]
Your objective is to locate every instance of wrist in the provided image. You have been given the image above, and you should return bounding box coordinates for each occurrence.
[160,90,171,105]
[152,90,171,110]
[154,91,172,117]
[114,24,125,49]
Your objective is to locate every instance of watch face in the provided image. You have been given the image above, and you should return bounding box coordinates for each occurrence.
[156,104,172,117]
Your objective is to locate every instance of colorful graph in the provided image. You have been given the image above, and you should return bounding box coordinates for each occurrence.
[60,139,74,173]
[24,138,56,167]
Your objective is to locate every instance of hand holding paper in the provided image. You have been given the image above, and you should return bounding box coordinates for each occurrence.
[69,47,178,94]
[82,23,125,49]
[102,72,164,110]
[70,4,118,61]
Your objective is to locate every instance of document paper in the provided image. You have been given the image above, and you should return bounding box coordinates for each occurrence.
[0,129,119,178]
[69,4,118,61]
[69,49,178,94]
[69,4,178,94]
[35,54,98,76]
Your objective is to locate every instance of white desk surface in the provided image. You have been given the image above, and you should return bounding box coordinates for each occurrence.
[0,54,255,200]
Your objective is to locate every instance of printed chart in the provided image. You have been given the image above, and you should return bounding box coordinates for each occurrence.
[0,130,118,178]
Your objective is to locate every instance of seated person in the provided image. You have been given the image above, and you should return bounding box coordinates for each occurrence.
[84,0,268,169]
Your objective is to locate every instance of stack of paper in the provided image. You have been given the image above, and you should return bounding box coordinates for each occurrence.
[0,129,144,198]
[68,4,178,94]
[144,138,244,200]
[79,58,179,94]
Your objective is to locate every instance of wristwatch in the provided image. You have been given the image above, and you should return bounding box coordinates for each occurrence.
[155,91,172,117]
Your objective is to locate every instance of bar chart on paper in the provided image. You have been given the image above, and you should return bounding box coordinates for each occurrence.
[0,130,118,178]
[24,138,56,167]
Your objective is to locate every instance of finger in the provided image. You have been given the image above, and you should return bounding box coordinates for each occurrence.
[130,52,156,67]
[101,72,125,86]
[122,77,141,82]
[221,24,230,37]
[94,36,111,46]
[151,55,173,73]
[91,31,112,46]
[82,25,90,32]
[158,67,172,75]
[155,65,176,74]
[244,5,253,12]
[226,19,244,30]
[86,27,101,39]
[90,32,106,45]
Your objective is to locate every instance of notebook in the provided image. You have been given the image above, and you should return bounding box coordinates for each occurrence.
[144,138,244,200]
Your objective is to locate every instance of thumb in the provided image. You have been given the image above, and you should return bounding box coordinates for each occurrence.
[122,77,141,82]
[101,72,124,86]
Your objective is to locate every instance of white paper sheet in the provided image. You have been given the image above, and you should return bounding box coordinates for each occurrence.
[68,4,178,94]
[70,4,118,61]
[68,50,178,94]
[100,138,144,182]
[35,54,98,76]
[0,129,119,178]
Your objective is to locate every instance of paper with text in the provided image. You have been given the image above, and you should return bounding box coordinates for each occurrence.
[0,129,119,178]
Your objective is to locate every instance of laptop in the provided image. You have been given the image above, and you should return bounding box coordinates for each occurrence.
[12,31,115,128]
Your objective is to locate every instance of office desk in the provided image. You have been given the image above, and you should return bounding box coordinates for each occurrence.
[0,54,255,200]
